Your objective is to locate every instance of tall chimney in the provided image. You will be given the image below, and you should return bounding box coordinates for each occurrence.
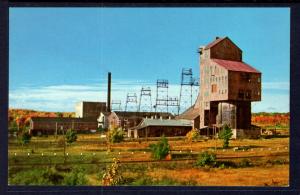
[107,72,111,112]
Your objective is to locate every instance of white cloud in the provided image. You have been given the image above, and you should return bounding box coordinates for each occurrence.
[9,81,288,113]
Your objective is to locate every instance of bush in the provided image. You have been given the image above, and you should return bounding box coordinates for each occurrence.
[9,167,64,185]
[186,128,200,142]
[20,131,31,145]
[65,129,77,144]
[196,151,216,167]
[218,124,233,148]
[149,136,170,160]
[63,167,87,186]
[107,128,124,143]
[102,158,123,186]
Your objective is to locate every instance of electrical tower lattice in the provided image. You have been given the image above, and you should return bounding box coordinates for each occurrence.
[111,100,122,111]
[138,87,152,112]
[154,79,179,115]
[179,68,199,114]
[125,93,138,112]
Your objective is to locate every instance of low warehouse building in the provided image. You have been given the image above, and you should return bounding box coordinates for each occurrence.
[29,117,98,135]
[128,118,193,138]
[99,111,174,130]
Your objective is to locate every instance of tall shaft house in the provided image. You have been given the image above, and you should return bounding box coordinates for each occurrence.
[198,37,261,138]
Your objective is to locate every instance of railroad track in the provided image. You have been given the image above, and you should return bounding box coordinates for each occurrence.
[9,152,288,167]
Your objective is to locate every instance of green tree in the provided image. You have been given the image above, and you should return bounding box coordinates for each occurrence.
[149,135,170,160]
[218,124,233,148]
[65,129,77,144]
[107,128,124,143]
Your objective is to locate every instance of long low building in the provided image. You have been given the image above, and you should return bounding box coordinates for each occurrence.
[98,111,174,130]
[29,117,98,135]
[128,118,193,138]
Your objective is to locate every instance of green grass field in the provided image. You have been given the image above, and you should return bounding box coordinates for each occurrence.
[8,131,289,186]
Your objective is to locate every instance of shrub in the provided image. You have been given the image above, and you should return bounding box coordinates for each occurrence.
[196,151,216,167]
[65,129,77,144]
[20,131,31,145]
[102,158,123,186]
[186,128,200,142]
[107,128,124,143]
[63,167,87,186]
[218,124,233,148]
[9,168,64,185]
[149,136,170,160]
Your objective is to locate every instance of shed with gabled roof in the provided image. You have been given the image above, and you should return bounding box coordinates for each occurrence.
[128,118,193,138]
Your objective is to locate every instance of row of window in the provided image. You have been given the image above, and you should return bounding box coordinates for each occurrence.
[238,90,260,99]
[211,84,228,94]
[240,73,261,83]
[210,75,227,83]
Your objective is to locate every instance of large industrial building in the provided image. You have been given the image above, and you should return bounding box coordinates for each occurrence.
[29,37,262,139]
[197,37,261,138]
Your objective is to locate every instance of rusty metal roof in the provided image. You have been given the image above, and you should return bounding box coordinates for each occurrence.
[204,37,226,50]
[212,59,261,73]
[176,105,199,120]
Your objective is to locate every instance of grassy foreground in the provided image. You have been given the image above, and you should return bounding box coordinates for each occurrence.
[8,133,289,186]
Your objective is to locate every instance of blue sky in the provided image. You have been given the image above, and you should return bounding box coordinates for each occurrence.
[9,8,290,113]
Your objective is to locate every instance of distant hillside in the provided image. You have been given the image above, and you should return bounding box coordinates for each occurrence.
[251,112,289,127]
[8,108,75,131]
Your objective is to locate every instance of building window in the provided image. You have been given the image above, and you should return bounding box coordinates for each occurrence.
[211,84,217,93]
[258,77,261,83]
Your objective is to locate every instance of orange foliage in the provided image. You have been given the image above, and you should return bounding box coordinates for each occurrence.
[251,113,289,127]
[8,108,75,128]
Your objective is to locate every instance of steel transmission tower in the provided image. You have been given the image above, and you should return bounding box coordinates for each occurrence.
[167,97,180,115]
[154,79,180,115]
[111,100,122,111]
[125,93,138,112]
[154,79,169,113]
[138,87,152,112]
[179,68,199,113]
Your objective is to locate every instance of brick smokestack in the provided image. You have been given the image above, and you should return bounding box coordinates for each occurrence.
[107,72,111,112]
